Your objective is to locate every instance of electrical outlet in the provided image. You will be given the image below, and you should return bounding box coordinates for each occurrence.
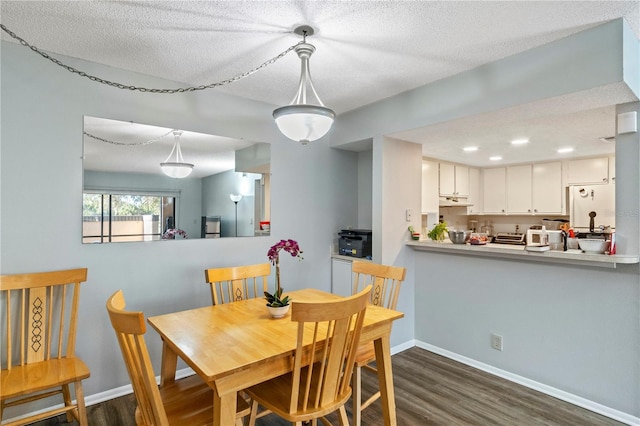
[491,333,503,351]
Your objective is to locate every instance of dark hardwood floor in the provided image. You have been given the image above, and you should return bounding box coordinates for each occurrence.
[30,347,623,425]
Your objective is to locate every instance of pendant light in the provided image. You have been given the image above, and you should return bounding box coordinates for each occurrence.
[273,26,335,145]
[161,130,194,178]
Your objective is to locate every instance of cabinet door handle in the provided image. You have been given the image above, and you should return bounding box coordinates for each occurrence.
[528,209,531,213]
[501,209,505,213]
[603,178,608,182]
[534,209,538,213]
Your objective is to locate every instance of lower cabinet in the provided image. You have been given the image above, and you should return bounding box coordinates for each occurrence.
[331,258,352,297]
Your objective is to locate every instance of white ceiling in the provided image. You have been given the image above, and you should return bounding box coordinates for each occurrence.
[2,1,639,170]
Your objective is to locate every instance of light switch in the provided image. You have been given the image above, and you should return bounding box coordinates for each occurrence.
[406,208,412,222]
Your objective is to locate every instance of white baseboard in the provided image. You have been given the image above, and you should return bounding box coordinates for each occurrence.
[415,340,640,426]
[391,339,416,355]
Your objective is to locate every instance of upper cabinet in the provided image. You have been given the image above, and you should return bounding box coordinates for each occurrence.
[483,162,563,215]
[439,163,469,197]
[506,165,532,214]
[567,157,609,185]
[422,159,439,213]
[467,167,482,214]
[482,167,507,213]
[531,162,562,214]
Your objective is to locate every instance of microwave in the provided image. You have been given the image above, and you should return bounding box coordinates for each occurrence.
[527,229,562,246]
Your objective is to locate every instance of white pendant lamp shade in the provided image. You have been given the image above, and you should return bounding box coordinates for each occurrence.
[161,130,193,178]
[273,105,334,145]
[274,28,335,145]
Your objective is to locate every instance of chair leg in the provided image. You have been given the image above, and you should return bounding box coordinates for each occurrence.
[337,406,349,426]
[75,381,88,426]
[62,384,74,423]
[352,365,363,426]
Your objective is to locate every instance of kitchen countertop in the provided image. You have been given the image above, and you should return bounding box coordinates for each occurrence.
[406,240,639,268]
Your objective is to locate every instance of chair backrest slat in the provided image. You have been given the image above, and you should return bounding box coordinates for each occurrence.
[204,263,270,305]
[1,268,88,370]
[288,285,371,416]
[352,261,406,310]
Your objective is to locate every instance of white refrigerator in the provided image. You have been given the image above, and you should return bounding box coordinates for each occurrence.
[569,184,615,231]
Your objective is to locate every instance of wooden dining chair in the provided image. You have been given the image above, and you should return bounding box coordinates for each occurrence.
[106,290,251,426]
[204,263,271,305]
[1,268,90,426]
[246,285,372,426]
[350,261,406,426]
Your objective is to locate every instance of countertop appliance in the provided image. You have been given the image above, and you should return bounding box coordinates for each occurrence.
[338,229,372,258]
[492,233,526,245]
[525,228,565,251]
[201,216,221,238]
[569,185,615,232]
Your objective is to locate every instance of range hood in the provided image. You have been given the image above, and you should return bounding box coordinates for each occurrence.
[439,198,473,207]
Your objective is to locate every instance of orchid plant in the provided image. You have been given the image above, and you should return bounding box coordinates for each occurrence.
[162,228,188,239]
[265,239,303,307]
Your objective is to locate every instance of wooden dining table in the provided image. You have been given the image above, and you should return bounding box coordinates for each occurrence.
[147,288,404,426]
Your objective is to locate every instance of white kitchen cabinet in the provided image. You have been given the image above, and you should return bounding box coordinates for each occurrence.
[532,162,562,214]
[456,166,470,197]
[439,163,469,197]
[467,167,482,214]
[482,167,506,213]
[439,163,455,196]
[567,157,609,185]
[494,162,562,215]
[421,159,439,213]
[331,258,353,297]
[506,165,532,214]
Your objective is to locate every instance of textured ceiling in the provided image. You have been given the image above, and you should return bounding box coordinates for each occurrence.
[2,1,639,170]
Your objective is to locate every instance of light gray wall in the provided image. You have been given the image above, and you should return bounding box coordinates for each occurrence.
[331,19,640,420]
[0,40,359,418]
[357,150,373,229]
[414,255,639,414]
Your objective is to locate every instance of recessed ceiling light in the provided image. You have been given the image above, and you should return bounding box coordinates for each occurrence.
[511,139,529,145]
[489,156,502,161]
[557,148,574,154]
[463,146,478,152]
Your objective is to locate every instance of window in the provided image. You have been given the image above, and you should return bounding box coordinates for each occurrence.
[82,192,176,243]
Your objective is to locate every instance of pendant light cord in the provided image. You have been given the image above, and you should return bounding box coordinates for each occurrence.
[1,24,302,94]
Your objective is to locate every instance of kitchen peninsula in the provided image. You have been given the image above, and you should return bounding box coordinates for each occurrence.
[406,239,639,268]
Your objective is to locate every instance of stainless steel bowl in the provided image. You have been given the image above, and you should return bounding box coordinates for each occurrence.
[448,230,471,244]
